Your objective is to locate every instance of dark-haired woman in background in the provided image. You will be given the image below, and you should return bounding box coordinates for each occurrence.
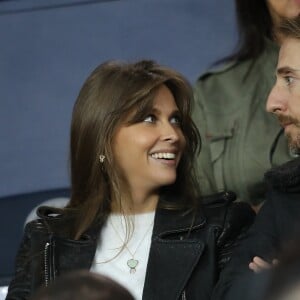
[6,60,254,300]
[193,0,300,211]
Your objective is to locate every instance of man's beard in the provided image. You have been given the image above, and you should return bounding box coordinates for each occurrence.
[278,114,300,156]
[286,132,300,156]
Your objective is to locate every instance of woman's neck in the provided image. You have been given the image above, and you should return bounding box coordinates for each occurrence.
[273,28,285,45]
[111,191,159,215]
[269,13,286,45]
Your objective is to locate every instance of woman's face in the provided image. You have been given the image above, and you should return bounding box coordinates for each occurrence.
[267,0,300,23]
[112,84,186,196]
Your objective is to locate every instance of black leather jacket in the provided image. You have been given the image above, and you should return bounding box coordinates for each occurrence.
[6,192,254,300]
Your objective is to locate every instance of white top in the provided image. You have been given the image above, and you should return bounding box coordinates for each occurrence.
[90,211,155,300]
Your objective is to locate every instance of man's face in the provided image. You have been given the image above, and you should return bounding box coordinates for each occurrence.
[266,37,300,154]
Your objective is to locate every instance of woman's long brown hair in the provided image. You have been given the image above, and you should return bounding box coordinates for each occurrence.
[66,60,201,239]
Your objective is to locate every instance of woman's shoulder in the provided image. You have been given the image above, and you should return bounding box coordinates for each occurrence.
[195,41,278,93]
[196,59,251,86]
[193,58,256,113]
[198,60,240,81]
[24,206,76,238]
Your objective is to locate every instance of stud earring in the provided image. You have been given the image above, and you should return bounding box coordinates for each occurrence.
[99,155,106,163]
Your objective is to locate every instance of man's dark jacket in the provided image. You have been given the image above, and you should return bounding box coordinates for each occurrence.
[212,157,300,300]
[6,192,254,300]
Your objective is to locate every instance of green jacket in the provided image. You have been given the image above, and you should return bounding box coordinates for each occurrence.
[193,41,293,205]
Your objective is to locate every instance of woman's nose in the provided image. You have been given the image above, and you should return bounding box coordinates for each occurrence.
[160,123,180,143]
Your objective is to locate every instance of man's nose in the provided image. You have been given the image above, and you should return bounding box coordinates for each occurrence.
[266,84,287,114]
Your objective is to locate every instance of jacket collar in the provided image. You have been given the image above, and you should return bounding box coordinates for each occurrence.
[152,202,206,238]
[38,195,206,239]
[142,199,206,300]
[265,157,300,193]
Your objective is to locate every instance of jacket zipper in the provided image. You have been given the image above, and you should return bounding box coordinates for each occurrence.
[44,242,50,286]
[181,290,187,300]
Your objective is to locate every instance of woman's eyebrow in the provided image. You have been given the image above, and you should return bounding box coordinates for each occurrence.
[151,107,180,115]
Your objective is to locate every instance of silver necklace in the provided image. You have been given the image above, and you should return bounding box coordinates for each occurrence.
[109,216,154,274]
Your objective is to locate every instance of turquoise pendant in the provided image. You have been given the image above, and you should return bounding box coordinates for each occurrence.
[127,258,139,274]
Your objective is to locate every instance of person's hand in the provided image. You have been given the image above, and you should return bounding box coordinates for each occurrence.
[249,256,279,273]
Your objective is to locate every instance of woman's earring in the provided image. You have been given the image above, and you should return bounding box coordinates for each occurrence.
[99,154,106,173]
[99,155,106,164]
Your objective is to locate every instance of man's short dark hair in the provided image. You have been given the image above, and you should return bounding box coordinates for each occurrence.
[279,15,300,40]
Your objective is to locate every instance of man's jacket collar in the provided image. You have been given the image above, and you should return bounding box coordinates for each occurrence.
[265,157,300,193]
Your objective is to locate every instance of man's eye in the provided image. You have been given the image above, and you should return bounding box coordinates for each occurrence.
[284,76,294,86]
[144,115,156,123]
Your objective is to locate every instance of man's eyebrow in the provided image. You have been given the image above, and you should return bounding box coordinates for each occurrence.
[277,66,300,75]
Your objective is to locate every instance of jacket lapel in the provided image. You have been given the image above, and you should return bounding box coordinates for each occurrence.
[52,225,99,275]
[142,205,206,300]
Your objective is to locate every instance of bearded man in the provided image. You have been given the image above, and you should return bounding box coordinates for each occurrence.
[212,15,300,300]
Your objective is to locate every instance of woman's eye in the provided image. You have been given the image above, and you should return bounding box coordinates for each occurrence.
[144,115,156,123]
[170,115,182,125]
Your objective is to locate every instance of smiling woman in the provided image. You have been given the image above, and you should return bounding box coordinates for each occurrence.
[6,60,254,300]
[112,84,186,213]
